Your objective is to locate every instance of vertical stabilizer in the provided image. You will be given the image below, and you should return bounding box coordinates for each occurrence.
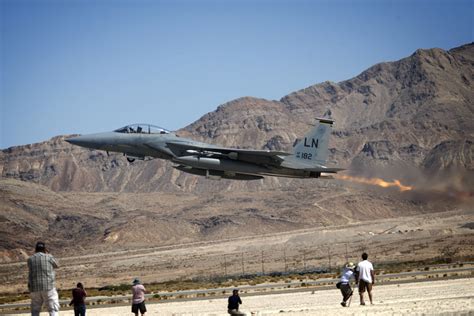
[291,118,334,166]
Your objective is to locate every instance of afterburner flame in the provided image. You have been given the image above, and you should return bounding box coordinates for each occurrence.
[336,174,413,192]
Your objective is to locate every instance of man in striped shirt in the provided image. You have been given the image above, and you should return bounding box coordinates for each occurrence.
[27,241,60,316]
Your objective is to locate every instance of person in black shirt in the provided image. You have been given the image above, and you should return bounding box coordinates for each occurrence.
[69,282,87,316]
[228,289,246,315]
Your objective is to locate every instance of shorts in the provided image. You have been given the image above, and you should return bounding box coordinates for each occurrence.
[132,301,147,314]
[358,280,373,293]
[30,288,59,316]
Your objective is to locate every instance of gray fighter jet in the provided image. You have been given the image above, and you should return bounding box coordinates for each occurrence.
[66,118,342,180]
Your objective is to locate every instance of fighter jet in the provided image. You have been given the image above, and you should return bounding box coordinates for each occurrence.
[66,118,343,180]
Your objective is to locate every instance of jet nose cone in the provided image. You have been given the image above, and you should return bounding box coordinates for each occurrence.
[65,135,99,149]
[65,136,78,145]
[65,136,85,146]
[65,133,113,150]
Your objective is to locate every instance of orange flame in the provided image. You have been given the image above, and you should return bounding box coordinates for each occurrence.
[336,174,413,192]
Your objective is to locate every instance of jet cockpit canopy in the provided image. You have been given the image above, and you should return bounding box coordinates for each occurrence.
[114,124,171,134]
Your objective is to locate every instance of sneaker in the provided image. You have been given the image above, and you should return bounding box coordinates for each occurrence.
[341,302,346,307]
[360,302,366,305]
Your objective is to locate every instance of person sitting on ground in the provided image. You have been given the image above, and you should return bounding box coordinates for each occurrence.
[69,282,87,316]
[356,252,375,305]
[228,289,246,315]
[131,278,147,316]
[338,262,356,307]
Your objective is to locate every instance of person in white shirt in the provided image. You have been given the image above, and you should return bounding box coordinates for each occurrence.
[356,252,374,305]
[131,278,147,316]
[338,262,356,307]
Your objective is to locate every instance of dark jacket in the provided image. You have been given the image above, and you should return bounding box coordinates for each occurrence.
[70,288,87,306]
[228,295,242,310]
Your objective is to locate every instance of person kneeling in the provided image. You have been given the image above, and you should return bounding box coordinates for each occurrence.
[228,289,246,315]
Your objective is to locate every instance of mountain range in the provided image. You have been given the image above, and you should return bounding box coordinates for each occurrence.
[0,42,472,262]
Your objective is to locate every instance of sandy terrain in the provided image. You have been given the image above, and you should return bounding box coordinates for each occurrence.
[2,208,472,294]
[11,278,473,315]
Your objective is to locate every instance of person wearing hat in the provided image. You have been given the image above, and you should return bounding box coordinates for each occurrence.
[27,241,60,316]
[337,262,356,307]
[131,278,147,316]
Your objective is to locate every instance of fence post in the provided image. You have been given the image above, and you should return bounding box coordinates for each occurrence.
[345,244,349,263]
[303,252,306,271]
[224,254,227,277]
[328,246,332,272]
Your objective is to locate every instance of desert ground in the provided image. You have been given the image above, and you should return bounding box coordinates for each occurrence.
[1,207,473,294]
[1,207,473,295]
[9,278,473,315]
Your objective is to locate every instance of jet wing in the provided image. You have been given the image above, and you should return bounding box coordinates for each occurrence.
[166,141,290,166]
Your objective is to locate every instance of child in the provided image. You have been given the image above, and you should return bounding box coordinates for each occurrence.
[69,282,87,316]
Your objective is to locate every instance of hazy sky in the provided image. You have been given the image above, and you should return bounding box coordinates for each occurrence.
[1,0,472,148]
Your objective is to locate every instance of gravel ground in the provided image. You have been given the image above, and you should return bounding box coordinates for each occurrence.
[13,278,474,315]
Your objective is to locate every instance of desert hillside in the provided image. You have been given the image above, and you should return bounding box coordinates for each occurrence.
[1,43,473,193]
[0,43,473,262]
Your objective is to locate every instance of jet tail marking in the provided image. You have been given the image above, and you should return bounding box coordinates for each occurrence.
[287,118,334,166]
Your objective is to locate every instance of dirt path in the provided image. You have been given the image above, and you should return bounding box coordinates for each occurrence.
[13,278,473,315]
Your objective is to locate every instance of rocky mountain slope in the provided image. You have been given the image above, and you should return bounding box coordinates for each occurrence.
[1,43,473,261]
[1,176,464,263]
[1,43,472,193]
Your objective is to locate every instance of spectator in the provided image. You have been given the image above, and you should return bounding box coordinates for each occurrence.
[27,241,60,316]
[338,262,356,307]
[131,278,147,316]
[228,289,246,315]
[69,282,87,316]
[356,252,375,305]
